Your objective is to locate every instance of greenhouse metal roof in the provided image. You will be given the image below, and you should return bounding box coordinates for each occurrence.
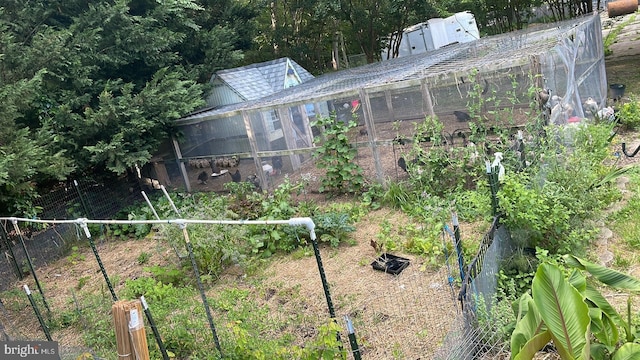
[211,57,315,101]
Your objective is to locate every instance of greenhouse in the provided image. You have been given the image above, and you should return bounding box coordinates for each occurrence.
[151,13,606,193]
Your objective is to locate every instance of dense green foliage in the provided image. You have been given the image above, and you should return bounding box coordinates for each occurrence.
[617,96,640,131]
[499,123,625,255]
[312,114,366,195]
[0,0,255,214]
[250,0,592,70]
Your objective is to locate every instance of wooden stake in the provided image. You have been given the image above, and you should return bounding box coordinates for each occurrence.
[112,300,150,360]
[128,301,150,360]
[113,301,134,360]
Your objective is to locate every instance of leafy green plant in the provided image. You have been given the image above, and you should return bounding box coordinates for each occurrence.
[396,115,486,199]
[453,188,492,221]
[137,251,151,265]
[67,246,86,265]
[313,212,356,247]
[312,113,365,195]
[246,224,303,257]
[225,179,261,202]
[144,264,190,287]
[617,96,640,130]
[474,285,518,351]
[498,123,623,255]
[361,181,385,210]
[402,222,444,265]
[76,276,90,290]
[105,202,156,239]
[510,255,640,360]
[262,177,298,220]
[226,318,346,359]
[375,219,396,250]
[121,277,208,358]
[296,199,320,217]
[51,309,81,329]
[323,201,368,223]
[192,224,247,276]
[123,277,182,302]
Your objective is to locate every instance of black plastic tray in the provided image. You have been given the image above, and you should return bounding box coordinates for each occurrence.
[371,253,410,275]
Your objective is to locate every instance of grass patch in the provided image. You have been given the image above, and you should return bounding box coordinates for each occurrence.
[604,13,637,56]
[609,172,640,248]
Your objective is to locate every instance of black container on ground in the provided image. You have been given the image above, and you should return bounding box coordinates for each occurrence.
[610,83,626,100]
[371,253,410,275]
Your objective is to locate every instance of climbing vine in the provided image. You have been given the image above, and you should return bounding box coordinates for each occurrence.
[312,113,366,195]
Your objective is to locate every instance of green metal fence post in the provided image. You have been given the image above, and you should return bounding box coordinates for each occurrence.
[13,219,51,315]
[23,285,52,341]
[79,220,118,302]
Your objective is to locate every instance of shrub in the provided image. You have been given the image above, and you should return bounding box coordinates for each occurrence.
[617,96,640,130]
[498,123,623,255]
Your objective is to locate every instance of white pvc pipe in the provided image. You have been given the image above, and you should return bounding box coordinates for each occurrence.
[141,191,161,220]
[160,185,180,215]
[1,217,317,241]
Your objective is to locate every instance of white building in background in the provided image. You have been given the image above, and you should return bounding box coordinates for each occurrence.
[382,11,480,59]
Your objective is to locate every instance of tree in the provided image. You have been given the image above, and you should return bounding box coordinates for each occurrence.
[177,0,259,81]
[0,15,74,215]
[246,0,336,73]
[0,0,253,215]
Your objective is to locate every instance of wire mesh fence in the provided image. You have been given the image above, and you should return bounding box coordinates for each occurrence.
[0,152,528,360]
[0,160,526,359]
[153,14,606,198]
[0,178,144,292]
[433,314,512,360]
[0,212,476,359]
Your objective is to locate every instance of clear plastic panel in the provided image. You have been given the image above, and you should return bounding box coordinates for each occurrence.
[177,115,250,157]
[164,15,605,190]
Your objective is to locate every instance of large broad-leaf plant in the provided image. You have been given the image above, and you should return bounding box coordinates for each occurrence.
[510,255,640,360]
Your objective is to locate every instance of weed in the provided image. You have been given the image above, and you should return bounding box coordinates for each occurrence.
[106,203,156,239]
[49,309,80,330]
[361,181,385,210]
[618,96,640,130]
[498,123,621,255]
[290,246,313,260]
[67,246,85,265]
[136,251,151,265]
[613,250,632,270]
[76,276,90,290]
[610,185,640,249]
[144,265,190,287]
[474,287,517,349]
[604,14,637,56]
